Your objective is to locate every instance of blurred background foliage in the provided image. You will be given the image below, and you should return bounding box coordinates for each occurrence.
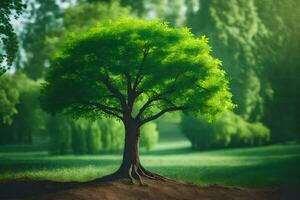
[0,0,299,154]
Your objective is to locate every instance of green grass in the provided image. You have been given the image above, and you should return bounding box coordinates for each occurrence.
[0,141,299,188]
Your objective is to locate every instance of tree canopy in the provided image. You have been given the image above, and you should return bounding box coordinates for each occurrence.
[41,18,233,126]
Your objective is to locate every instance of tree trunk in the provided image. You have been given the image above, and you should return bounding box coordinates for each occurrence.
[110,120,169,184]
[95,119,170,184]
[118,121,141,175]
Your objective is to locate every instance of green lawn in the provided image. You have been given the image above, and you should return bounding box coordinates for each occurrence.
[0,141,299,188]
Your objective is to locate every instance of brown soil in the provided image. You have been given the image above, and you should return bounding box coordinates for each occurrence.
[0,178,283,200]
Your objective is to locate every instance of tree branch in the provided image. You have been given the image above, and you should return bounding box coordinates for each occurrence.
[84,101,122,113]
[99,76,127,113]
[97,108,123,120]
[135,96,163,119]
[100,77,122,99]
[80,102,123,120]
[139,106,186,125]
[135,86,178,120]
[125,72,135,111]
[133,47,149,91]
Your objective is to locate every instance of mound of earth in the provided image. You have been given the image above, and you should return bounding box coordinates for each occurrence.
[0,178,282,200]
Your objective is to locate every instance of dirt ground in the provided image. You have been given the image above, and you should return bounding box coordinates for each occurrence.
[0,178,293,200]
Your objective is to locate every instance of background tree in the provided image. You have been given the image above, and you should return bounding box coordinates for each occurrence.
[47,114,72,155]
[79,0,143,16]
[16,0,62,79]
[181,112,270,150]
[0,74,20,125]
[0,73,46,144]
[186,0,269,122]
[256,0,300,142]
[41,18,233,183]
[0,0,23,75]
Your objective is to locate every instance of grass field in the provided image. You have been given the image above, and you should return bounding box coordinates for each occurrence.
[0,140,300,188]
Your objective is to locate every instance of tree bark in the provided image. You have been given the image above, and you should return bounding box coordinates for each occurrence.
[118,121,141,175]
[110,119,170,184]
[94,118,170,184]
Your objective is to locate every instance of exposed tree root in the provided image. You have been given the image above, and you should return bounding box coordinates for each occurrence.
[139,165,173,182]
[91,164,173,186]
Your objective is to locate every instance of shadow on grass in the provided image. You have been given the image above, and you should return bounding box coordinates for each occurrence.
[212,144,300,157]
[1,155,300,199]
[0,157,121,173]
[141,147,193,156]
[147,155,300,188]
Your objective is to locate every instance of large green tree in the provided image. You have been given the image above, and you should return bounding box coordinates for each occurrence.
[41,18,233,183]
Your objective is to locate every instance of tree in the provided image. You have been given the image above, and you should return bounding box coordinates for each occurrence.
[256,0,300,142]
[64,1,130,32]
[16,0,131,80]
[16,0,62,79]
[0,74,20,125]
[181,112,270,150]
[0,73,45,144]
[186,0,269,122]
[41,18,233,183]
[48,114,72,155]
[0,0,24,76]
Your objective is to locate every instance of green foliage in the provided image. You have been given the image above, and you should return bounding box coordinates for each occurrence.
[47,115,72,155]
[0,74,20,124]
[71,119,88,154]
[257,0,300,142]
[0,0,24,75]
[181,112,270,150]
[17,0,131,80]
[181,115,214,150]
[63,1,131,33]
[0,73,46,144]
[142,0,187,27]
[41,18,233,123]
[184,0,300,144]
[71,118,102,154]
[0,72,158,153]
[16,0,62,79]
[214,112,270,147]
[49,117,96,155]
[187,0,268,122]
[98,118,124,150]
[86,121,102,154]
[49,116,158,154]
[98,118,158,151]
[140,122,159,150]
